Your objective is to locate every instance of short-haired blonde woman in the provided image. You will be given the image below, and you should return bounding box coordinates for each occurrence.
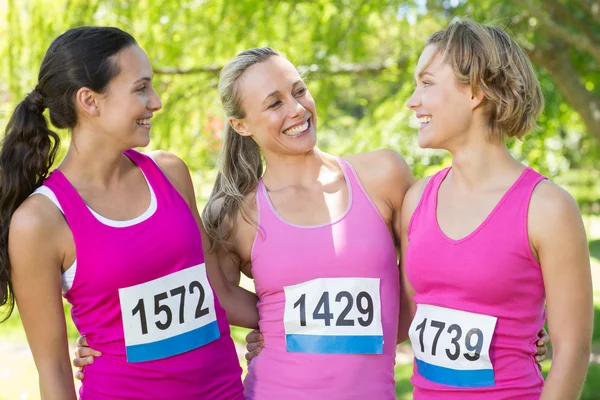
[402,19,592,398]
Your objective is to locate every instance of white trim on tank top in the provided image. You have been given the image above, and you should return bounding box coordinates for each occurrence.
[29,163,157,293]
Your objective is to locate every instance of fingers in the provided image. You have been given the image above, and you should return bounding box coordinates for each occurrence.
[72,345,102,369]
[72,355,95,368]
[245,329,264,345]
[538,328,550,345]
[73,346,102,359]
[75,368,85,381]
[76,335,89,348]
[535,354,545,364]
[246,342,261,353]
[244,346,263,365]
[535,345,547,356]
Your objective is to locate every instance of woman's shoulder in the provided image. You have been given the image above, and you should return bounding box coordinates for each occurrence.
[344,149,412,186]
[9,193,68,266]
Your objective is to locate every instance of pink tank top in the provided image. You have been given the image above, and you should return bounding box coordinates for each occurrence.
[243,158,399,400]
[43,150,243,400]
[406,167,546,399]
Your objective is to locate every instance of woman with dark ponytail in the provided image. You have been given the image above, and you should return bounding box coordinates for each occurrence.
[0,27,256,399]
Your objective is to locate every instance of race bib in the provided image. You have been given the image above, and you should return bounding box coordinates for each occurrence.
[408,304,497,388]
[283,278,383,354]
[119,264,220,363]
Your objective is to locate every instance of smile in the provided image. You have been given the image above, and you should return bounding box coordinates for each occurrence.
[418,116,432,126]
[283,119,310,136]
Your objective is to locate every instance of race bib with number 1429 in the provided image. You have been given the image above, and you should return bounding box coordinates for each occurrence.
[283,277,383,354]
[118,264,220,363]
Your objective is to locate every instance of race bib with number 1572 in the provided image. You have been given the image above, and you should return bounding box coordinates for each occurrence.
[408,304,498,388]
[118,264,220,363]
[283,277,383,354]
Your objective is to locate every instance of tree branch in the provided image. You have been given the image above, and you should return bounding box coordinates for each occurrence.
[154,57,408,77]
[545,0,600,44]
[153,66,222,75]
[572,0,600,25]
[518,0,600,64]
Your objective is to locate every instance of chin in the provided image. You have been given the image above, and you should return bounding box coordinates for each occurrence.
[134,136,151,149]
[417,135,434,149]
[418,130,445,150]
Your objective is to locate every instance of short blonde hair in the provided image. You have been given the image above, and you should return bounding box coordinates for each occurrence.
[426,18,544,140]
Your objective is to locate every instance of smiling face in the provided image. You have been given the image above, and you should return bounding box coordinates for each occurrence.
[230,55,317,157]
[93,45,162,148]
[406,45,481,150]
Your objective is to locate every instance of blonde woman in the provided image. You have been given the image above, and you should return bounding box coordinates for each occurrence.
[400,19,591,398]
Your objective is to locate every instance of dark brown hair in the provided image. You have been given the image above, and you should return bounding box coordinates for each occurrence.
[0,26,137,320]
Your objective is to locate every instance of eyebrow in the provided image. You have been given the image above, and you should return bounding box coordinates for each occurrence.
[262,80,304,106]
[413,71,435,85]
[132,76,153,85]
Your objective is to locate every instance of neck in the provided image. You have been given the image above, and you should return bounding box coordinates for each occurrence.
[448,132,521,190]
[262,147,337,190]
[59,126,133,188]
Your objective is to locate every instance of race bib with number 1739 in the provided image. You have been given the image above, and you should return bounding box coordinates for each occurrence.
[408,304,498,388]
[118,264,220,363]
[283,277,383,354]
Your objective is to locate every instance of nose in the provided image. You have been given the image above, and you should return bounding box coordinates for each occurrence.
[406,88,420,110]
[288,98,306,119]
[148,88,163,112]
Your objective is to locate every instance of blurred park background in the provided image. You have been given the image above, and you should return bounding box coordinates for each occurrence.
[0,0,599,398]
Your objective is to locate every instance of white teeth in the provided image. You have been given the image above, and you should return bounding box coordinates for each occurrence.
[137,118,151,125]
[283,120,309,136]
[418,116,432,125]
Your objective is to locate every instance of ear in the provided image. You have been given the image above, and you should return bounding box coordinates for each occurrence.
[229,117,252,137]
[75,87,100,116]
[469,86,486,110]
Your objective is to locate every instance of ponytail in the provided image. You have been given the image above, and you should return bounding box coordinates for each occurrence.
[202,124,262,251]
[202,47,280,251]
[0,89,60,320]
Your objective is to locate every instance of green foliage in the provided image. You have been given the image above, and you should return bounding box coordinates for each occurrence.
[0,0,597,194]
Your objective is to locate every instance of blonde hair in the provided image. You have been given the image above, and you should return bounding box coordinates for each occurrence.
[425,18,544,140]
[202,47,281,251]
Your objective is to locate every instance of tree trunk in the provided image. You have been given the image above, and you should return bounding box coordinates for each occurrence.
[529,41,600,143]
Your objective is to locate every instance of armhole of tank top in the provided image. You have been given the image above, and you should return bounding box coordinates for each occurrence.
[249,185,262,264]
[407,175,434,236]
[29,187,77,293]
[522,176,547,267]
[338,157,388,228]
[141,151,192,210]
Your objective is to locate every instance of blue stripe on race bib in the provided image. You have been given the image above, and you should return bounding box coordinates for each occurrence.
[415,358,495,388]
[286,334,383,354]
[126,320,220,363]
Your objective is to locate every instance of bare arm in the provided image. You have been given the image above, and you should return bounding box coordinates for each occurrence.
[198,222,259,329]
[380,151,415,344]
[346,149,416,344]
[532,182,593,399]
[151,151,259,329]
[397,178,428,343]
[9,198,76,399]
